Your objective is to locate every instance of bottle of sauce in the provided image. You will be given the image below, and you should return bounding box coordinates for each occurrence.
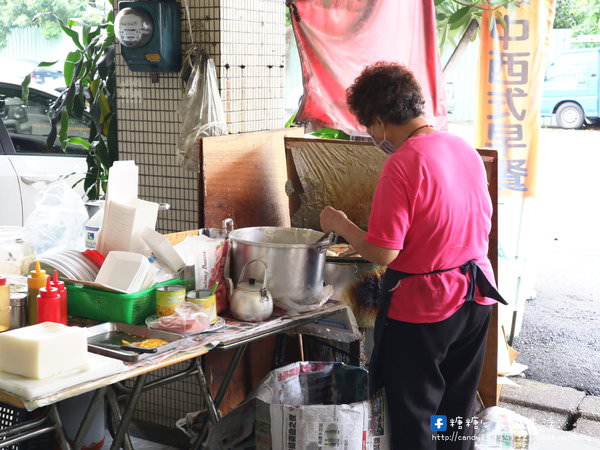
[0,277,10,332]
[50,270,68,325]
[37,278,61,324]
[27,261,47,325]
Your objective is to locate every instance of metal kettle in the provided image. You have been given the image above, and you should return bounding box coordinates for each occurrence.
[230,259,273,322]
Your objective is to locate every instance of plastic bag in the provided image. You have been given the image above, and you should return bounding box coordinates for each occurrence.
[177,48,227,170]
[146,302,210,334]
[174,234,229,313]
[23,181,88,256]
[205,362,389,449]
[475,406,538,449]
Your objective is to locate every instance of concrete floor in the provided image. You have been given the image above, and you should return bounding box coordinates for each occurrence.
[448,121,600,395]
[499,378,600,450]
[101,435,179,450]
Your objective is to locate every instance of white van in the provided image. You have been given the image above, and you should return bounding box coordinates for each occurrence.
[541,48,600,129]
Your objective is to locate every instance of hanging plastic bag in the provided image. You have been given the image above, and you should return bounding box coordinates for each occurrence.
[23,181,88,255]
[177,48,227,170]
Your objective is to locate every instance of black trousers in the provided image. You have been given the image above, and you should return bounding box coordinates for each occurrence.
[381,301,492,450]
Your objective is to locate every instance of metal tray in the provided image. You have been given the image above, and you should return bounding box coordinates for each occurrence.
[86,322,184,362]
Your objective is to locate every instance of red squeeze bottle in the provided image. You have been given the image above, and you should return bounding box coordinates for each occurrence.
[51,271,68,325]
[37,278,61,324]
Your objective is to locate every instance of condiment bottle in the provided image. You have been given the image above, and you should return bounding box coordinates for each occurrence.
[51,270,68,325]
[27,261,47,325]
[9,293,27,329]
[0,277,10,332]
[37,278,61,324]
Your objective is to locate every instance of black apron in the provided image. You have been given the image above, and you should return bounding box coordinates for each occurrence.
[368,259,508,395]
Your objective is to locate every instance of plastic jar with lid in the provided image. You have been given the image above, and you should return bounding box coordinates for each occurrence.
[0,226,35,275]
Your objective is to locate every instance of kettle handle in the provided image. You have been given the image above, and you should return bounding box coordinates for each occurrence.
[237,259,269,289]
[222,218,235,235]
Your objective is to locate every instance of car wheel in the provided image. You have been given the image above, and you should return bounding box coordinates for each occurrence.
[556,102,585,129]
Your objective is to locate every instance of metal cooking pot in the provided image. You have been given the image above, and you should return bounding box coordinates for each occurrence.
[325,256,386,329]
[229,227,332,305]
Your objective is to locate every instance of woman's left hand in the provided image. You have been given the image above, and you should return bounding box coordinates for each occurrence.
[320,206,348,234]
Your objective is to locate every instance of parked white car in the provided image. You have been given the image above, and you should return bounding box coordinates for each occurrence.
[0,82,88,226]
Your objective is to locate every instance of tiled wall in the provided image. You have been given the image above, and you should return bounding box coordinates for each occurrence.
[116,0,287,428]
[116,0,286,233]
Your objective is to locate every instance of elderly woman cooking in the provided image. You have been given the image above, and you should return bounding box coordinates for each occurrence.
[320,62,507,450]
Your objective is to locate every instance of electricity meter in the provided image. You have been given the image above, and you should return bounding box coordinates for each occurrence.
[115,0,181,72]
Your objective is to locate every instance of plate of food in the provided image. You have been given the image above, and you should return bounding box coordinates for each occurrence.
[86,322,184,362]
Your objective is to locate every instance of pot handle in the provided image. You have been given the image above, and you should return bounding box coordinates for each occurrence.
[315,232,338,253]
[237,258,269,289]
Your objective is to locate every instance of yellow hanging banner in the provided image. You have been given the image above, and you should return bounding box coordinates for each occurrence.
[475,0,556,198]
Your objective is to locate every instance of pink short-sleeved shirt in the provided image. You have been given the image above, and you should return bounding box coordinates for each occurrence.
[364,131,497,324]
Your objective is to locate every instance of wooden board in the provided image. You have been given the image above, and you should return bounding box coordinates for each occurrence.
[199,128,304,228]
[285,138,386,231]
[476,148,500,408]
[199,128,304,415]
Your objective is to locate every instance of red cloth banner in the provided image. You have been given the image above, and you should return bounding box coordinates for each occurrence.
[289,0,447,134]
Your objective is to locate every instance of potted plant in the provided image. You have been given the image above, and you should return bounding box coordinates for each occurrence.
[32,11,118,201]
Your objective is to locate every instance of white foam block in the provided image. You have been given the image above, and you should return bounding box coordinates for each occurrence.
[0,323,88,379]
[0,352,124,400]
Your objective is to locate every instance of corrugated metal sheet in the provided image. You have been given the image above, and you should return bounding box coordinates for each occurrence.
[0,27,72,64]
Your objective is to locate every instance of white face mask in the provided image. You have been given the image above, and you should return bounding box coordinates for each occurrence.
[373,128,397,154]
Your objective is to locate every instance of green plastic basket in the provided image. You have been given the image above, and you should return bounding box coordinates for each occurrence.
[66,279,185,325]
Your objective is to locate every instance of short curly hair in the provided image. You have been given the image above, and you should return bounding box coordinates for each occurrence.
[346,62,425,127]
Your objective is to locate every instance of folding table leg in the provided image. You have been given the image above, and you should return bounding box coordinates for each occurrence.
[190,344,248,450]
[193,357,220,425]
[48,404,71,450]
[214,344,247,409]
[106,386,134,450]
[73,388,106,450]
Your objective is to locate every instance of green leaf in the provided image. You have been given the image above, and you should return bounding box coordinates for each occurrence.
[59,22,83,50]
[66,137,91,150]
[285,113,297,128]
[59,111,70,149]
[91,138,110,169]
[20,75,31,104]
[448,7,471,26]
[37,60,59,68]
[450,9,473,30]
[64,51,81,86]
[489,14,497,31]
[88,27,101,43]
[81,24,91,47]
[309,128,349,140]
[495,10,507,29]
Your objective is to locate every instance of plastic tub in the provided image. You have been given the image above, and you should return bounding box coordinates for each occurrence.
[66,279,184,325]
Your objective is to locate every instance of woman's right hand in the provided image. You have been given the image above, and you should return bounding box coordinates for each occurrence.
[320,206,348,234]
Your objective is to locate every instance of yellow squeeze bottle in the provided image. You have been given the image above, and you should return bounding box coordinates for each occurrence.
[27,261,47,324]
